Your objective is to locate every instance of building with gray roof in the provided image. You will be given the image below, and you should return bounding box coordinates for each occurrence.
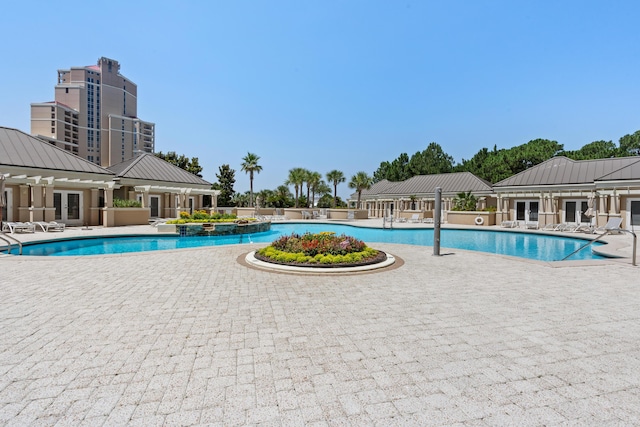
[352,172,495,221]
[1,127,217,227]
[493,156,640,228]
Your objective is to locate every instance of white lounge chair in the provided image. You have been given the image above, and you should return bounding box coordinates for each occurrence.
[273,208,287,221]
[523,221,539,230]
[2,221,36,233]
[500,220,518,228]
[572,223,594,233]
[594,217,623,234]
[301,210,312,220]
[422,217,434,224]
[542,223,563,231]
[33,221,66,232]
[409,213,421,223]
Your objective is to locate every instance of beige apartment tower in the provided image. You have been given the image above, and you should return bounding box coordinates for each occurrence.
[31,57,155,167]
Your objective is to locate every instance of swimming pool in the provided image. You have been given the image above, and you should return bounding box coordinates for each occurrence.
[10,223,606,261]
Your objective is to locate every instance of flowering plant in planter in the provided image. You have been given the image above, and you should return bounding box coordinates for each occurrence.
[255,231,385,266]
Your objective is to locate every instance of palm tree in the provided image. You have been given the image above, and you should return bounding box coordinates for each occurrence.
[326,170,346,208]
[307,171,322,207]
[348,171,373,209]
[240,152,262,207]
[312,179,331,209]
[270,185,293,208]
[452,191,478,211]
[231,192,250,207]
[285,167,307,208]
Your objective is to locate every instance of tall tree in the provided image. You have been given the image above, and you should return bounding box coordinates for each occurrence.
[311,179,330,208]
[155,151,203,177]
[285,167,307,208]
[455,139,562,183]
[213,164,235,206]
[269,185,294,208]
[240,152,262,208]
[348,171,373,208]
[326,169,346,207]
[407,142,454,176]
[307,171,322,207]
[619,130,640,156]
[231,192,250,207]
[564,140,618,160]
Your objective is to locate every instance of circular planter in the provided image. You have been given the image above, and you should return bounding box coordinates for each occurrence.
[244,251,396,274]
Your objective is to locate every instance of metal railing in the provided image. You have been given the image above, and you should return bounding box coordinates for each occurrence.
[0,231,23,255]
[562,228,637,266]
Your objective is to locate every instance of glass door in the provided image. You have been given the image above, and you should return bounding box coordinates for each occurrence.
[150,196,160,217]
[565,201,590,224]
[629,200,640,227]
[516,201,538,222]
[54,191,83,224]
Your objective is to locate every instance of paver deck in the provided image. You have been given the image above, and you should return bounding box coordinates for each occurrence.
[1,224,639,425]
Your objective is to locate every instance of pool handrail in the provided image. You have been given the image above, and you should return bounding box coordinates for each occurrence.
[0,231,23,255]
[561,228,636,266]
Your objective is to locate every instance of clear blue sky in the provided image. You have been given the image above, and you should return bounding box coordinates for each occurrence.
[1,1,639,200]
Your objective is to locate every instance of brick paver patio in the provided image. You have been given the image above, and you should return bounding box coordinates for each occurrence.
[1,234,639,425]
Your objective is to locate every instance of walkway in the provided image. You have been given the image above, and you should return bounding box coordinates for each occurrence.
[0,224,639,425]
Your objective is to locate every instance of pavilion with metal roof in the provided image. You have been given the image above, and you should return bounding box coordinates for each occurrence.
[493,156,640,228]
[0,126,218,227]
[352,172,495,220]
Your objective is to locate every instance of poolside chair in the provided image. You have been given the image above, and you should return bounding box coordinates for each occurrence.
[409,213,421,223]
[523,221,539,230]
[423,217,434,224]
[2,222,36,233]
[301,210,312,220]
[273,208,287,221]
[572,223,595,233]
[594,217,623,234]
[33,221,65,232]
[542,223,563,231]
[500,220,518,228]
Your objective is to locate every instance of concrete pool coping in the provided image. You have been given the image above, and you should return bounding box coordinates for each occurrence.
[1,219,637,265]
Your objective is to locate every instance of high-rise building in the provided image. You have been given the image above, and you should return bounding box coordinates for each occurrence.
[31,57,155,167]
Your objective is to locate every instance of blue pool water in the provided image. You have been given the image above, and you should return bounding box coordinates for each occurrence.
[12,223,605,261]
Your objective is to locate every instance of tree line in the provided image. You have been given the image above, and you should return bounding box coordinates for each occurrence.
[156,129,640,207]
[374,130,640,184]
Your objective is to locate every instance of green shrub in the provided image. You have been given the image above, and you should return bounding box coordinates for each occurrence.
[113,198,142,208]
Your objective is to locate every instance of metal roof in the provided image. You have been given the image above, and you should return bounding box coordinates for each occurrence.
[380,172,493,195]
[358,179,402,197]
[0,126,113,175]
[493,156,640,187]
[355,172,493,199]
[596,158,640,181]
[107,153,212,186]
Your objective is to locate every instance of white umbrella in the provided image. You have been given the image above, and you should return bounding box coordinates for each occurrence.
[584,194,596,218]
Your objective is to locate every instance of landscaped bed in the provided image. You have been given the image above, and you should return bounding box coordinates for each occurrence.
[254,231,387,268]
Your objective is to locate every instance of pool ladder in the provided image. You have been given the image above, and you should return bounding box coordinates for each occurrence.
[561,228,637,266]
[0,231,23,255]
